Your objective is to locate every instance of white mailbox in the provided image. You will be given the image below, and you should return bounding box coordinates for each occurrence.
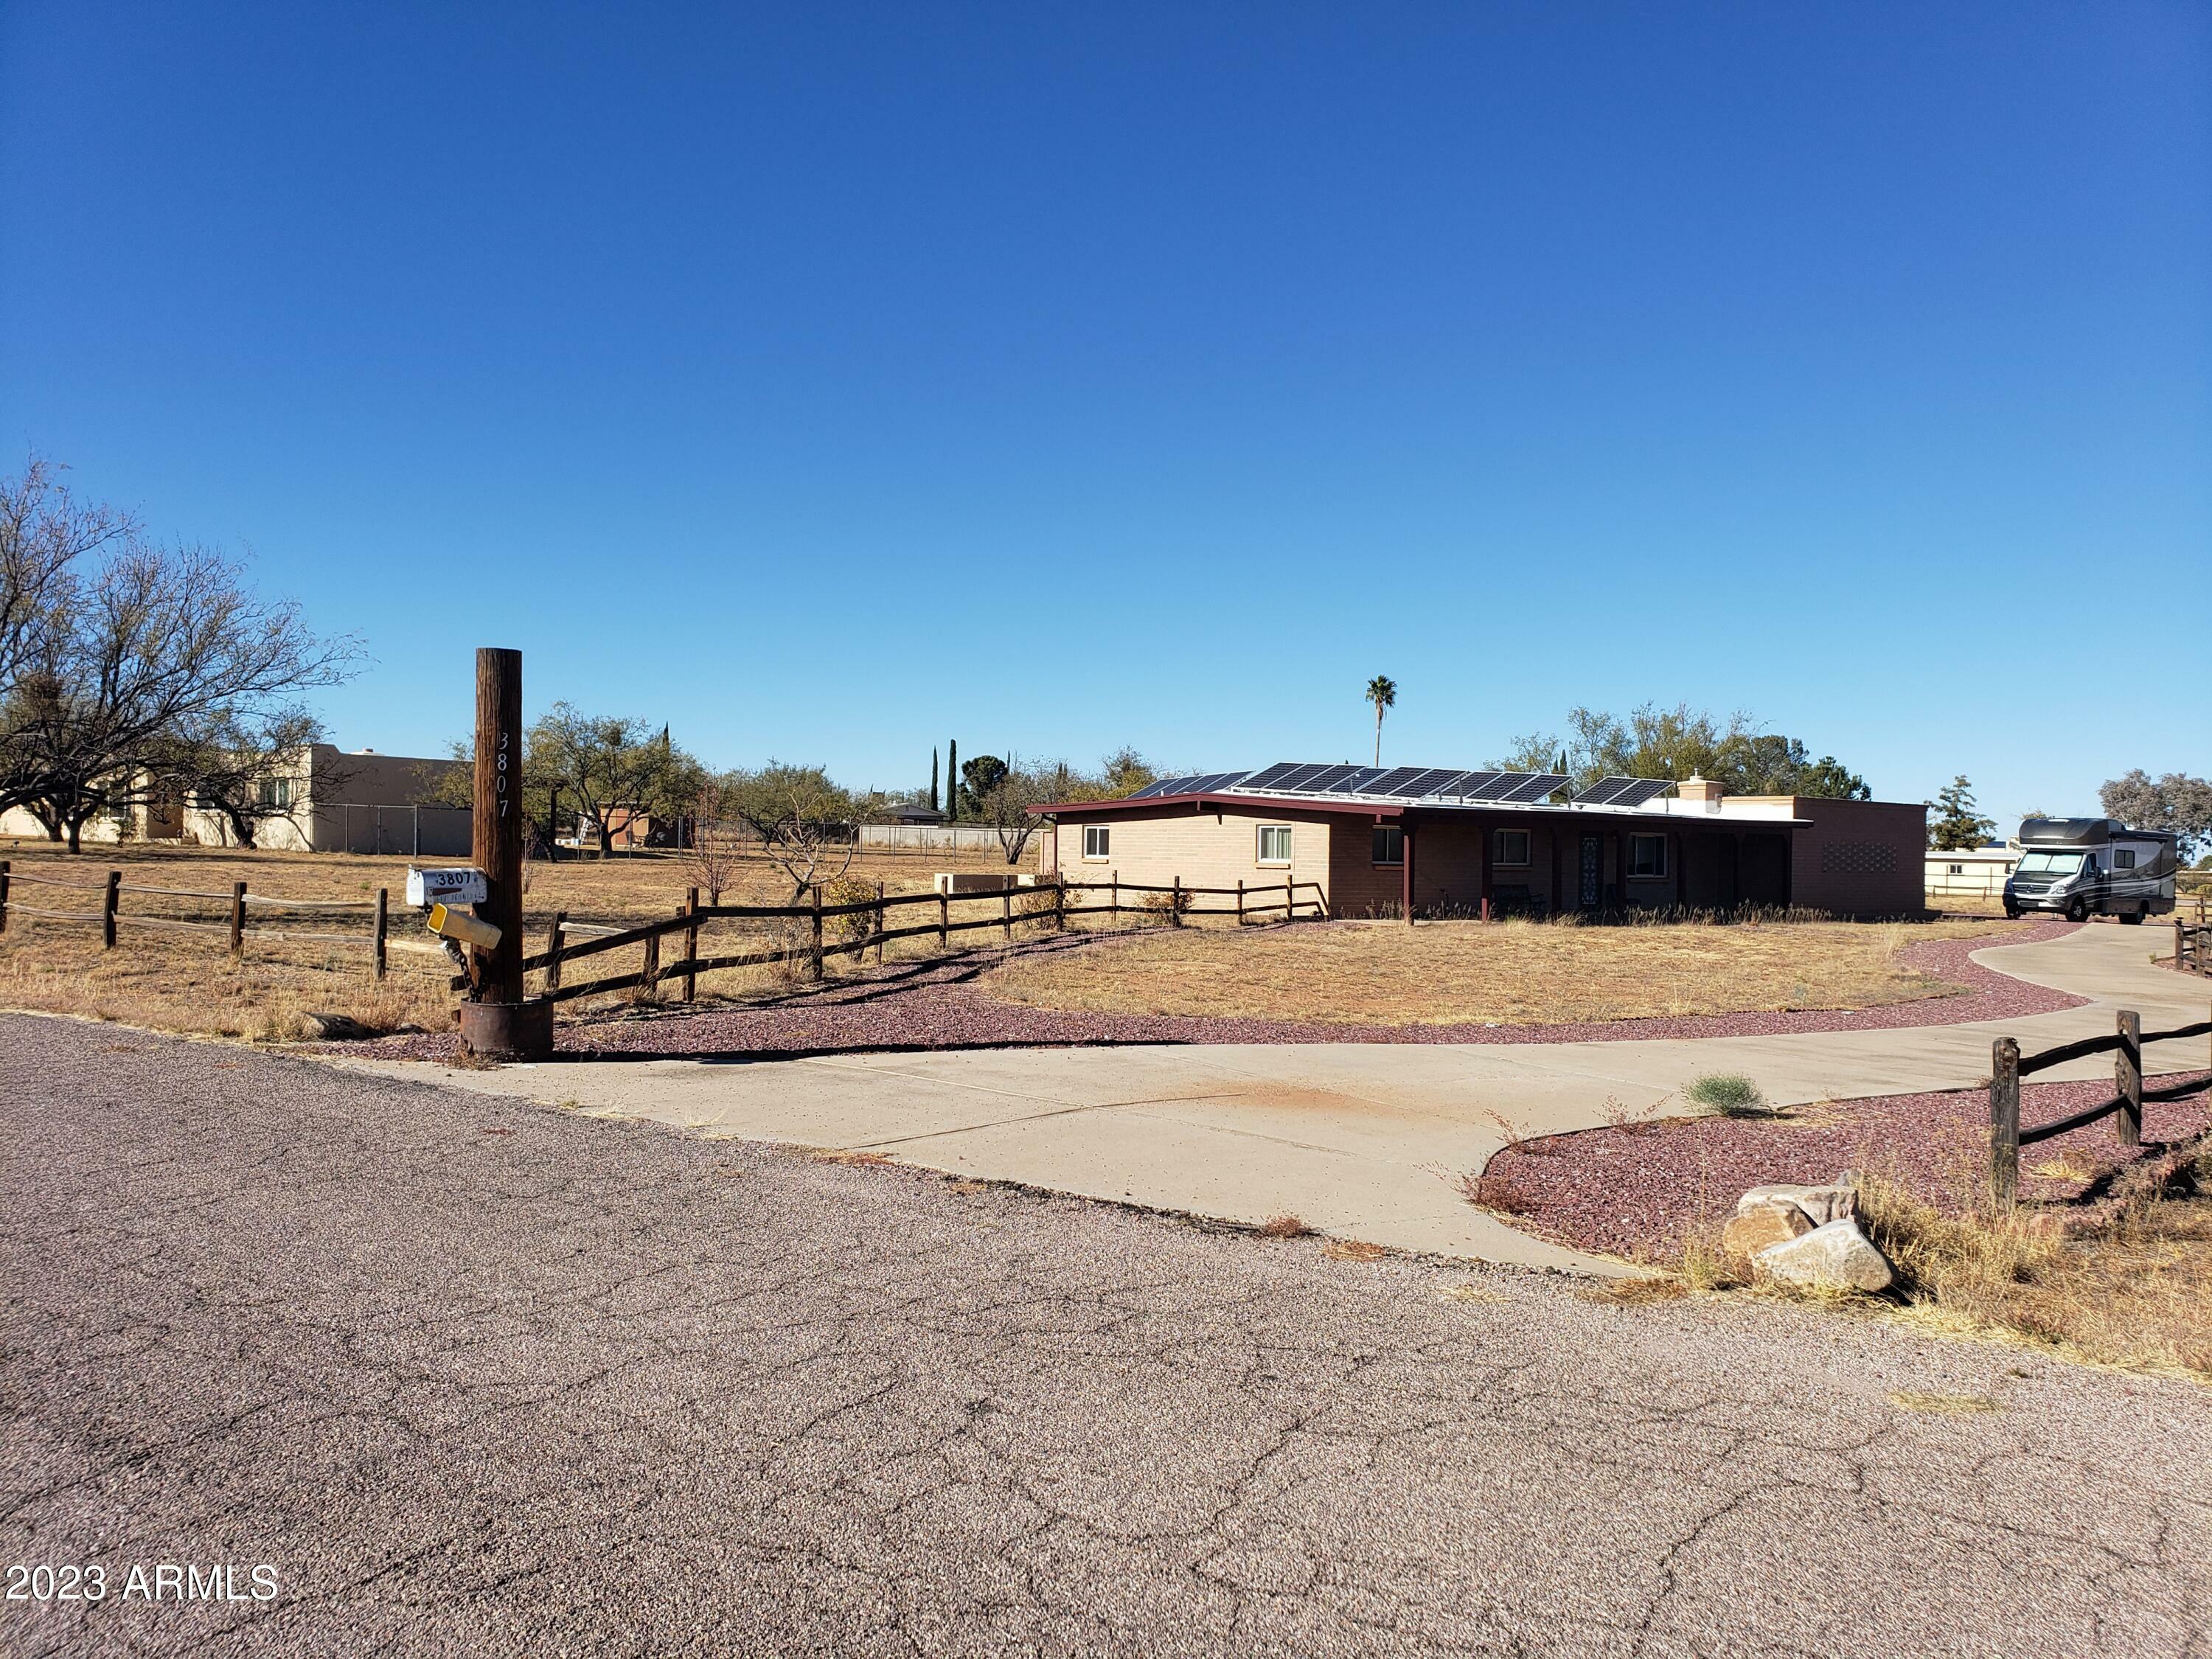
[406,866,490,908]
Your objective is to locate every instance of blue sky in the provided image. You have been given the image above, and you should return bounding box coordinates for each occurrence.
[2,3,2205,827]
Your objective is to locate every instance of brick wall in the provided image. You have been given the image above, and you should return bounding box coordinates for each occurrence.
[1769,797,1929,916]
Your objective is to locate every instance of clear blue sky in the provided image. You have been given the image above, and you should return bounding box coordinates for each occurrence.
[3,3,2206,828]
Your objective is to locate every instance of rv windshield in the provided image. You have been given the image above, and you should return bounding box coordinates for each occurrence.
[2017,851,2084,879]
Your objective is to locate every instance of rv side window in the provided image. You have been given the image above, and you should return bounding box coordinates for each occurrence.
[2115,849,2135,871]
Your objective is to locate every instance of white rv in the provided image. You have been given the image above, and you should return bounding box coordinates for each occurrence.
[2003,818,2177,923]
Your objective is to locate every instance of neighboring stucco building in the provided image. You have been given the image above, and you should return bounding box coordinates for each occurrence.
[0,745,470,855]
[1925,844,2019,900]
[1032,762,1929,919]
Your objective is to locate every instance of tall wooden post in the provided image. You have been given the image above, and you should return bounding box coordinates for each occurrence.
[810,884,824,980]
[1236,879,1245,927]
[1402,821,1415,925]
[1171,875,1183,927]
[1989,1037,2020,1208]
[683,887,700,1002]
[0,859,10,934]
[373,888,389,980]
[2115,1009,2140,1150]
[874,880,886,964]
[473,647,525,1005]
[938,891,948,950]
[229,881,246,956]
[102,869,120,949]
[546,911,567,991]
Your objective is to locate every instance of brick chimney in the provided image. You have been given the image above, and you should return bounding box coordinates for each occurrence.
[1678,774,1724,810]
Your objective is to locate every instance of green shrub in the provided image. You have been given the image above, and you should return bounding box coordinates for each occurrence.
[1684,1073,1769,1117]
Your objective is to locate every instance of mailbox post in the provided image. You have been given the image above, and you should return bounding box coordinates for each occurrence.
[458,647,552,1058]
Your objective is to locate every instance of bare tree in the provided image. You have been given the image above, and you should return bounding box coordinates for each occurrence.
[8,538,359,850]
[162,707,355,849]
[684,779,748,905]
[978,756,1056,866]
[726,763,857,900]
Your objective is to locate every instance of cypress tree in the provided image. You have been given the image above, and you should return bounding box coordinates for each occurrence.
[947,738,959,819]
[929,749,939,813]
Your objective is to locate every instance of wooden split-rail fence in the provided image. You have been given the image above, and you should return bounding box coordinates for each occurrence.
[2174,917,2211,977]
[462,876,1329,1005]
[0,860,392,977]
[1988,1004,2212,1204]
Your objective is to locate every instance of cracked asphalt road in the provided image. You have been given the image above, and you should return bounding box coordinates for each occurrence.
[4,1014,2209,1657]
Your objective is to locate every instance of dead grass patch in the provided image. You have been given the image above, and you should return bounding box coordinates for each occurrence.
[810,1148,895,1167]
[1322,1238,1387,1262]
[1259,1214,1310,1237]
[981,917,2011,1027]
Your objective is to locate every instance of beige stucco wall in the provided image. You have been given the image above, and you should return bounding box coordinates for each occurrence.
[1050,804,1340,914]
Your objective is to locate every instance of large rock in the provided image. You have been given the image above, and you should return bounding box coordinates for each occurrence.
[1752,1218,1896,1293]
[1722,1202,1812,1261]
[1736,1176,1858,1228]
[299,1012,378,1042]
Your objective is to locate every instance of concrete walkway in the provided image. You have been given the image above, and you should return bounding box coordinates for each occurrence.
[336,924,2211,1274]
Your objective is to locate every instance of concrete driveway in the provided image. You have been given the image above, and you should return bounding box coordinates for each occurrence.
[337,924,2211,1272]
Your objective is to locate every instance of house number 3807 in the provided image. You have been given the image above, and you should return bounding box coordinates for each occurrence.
[498,731,509,816]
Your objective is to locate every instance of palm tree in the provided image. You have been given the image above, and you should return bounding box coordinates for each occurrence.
[1366,675,1397,766]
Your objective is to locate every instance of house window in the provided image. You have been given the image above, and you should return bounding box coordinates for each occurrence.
[1493,830,1531,867]
[256,777,293,811]
[1947,863,1965,876]
[1082,824,1110,861]
[1372,825,1403,866]
[2115,849,2136,870]
[1256,825,1293,866]
[1627,833,1668,880]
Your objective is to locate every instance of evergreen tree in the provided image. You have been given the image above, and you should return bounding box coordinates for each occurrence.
[1928,776,1997,850]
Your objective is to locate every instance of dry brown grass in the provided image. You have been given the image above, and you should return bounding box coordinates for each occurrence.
[1322,1238,1388,1262]
[1858,1166,2212,1379]
[0,837,1025,1042]
[983,916,2011,1027]
[1259,1214,1310,1237]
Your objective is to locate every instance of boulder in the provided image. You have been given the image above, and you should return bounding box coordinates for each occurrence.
[1736,1175,1857,1228]
[1752,1218,1896,1293]
[1721,1201,1812,1260]
[299,1012,377,1043]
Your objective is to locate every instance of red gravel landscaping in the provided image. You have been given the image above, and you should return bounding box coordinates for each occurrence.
[357,917,2087,1062]
[1477,1071,2212,1264]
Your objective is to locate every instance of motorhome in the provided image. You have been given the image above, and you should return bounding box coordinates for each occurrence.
[2003,818,2177,922]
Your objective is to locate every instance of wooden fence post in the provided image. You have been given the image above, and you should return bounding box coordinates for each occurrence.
[1236,879,1244,926]
[1002,887,1012,942]
[1110,874,1118,919]
[874,880,886,964]
[229,881,246,957]
[102,869,120,949]
[938,891,948,950]
[373,888,389,980]
[1284,877,1293,924]
[2179,919,2189,974]
[810,884,824,980]
[641,931,661,998]
[1989,1037,2020,1208]
[1054,877,1065,932]
[2116,1009,2140,1150]
[546,911,566,992]
[1171,875,1182,928]
[684,887,699,1002]
[0,859,10,935]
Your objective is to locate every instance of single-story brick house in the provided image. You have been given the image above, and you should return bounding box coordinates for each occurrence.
[1032,762,1928,919]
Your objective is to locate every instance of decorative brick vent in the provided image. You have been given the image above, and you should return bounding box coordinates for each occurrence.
[1820,841,1898,875]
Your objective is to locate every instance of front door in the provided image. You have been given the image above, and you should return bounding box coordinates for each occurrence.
[1578,834,1603,910]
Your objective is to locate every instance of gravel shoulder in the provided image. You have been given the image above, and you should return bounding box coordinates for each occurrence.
[5,1012,2211,1657]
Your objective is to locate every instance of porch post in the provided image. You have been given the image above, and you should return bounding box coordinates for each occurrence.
[1402,816,1416,925]
[1478,818,1493,922]
[1549,825,1563,918]
[1614,830,1627,911]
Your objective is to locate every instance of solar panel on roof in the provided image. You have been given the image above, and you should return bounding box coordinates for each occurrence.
[1576,776,1669,807]
[1301,764,1362,793]
[1237,762,1307,790]
[1366,766,1428,796]
[1463,772,1523,801]
[1501,772,1571,804]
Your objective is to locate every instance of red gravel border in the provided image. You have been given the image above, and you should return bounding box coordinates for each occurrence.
[354,917,2085,1062]
[1479,1071,2212,1263]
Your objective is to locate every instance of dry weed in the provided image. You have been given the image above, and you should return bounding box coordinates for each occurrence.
[1259,1214,1310,1238]
[1323,1239,1387,1262]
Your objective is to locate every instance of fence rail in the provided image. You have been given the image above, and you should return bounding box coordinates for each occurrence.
[0,859,391,978]
[2176,919,2211,977]
[484,875,1329,1004]
[1989,1005,2212,1204]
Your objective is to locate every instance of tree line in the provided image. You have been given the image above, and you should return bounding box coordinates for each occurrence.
[1491,703,1869,799]
[0,461,358,851]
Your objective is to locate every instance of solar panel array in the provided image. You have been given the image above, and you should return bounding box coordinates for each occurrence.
[1128,764,1589,805]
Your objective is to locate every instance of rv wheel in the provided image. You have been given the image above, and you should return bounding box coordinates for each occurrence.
[2119,908,2144,925]
[2003,902,2020,919]
[2065,897,2089,924]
